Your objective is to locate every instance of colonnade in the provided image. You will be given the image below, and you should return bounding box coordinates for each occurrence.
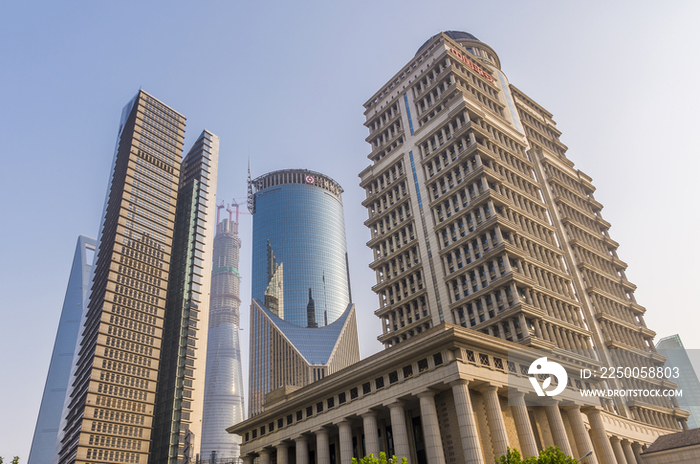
[241,385,647,464]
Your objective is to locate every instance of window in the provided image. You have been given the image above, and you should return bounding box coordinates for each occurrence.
[403,365,413,379]
[418,358,429,372]
[339,392,347,404]
[287,414,293,425]
[306,406,313,417]
[317,402,324,413]
[376,377,385,389]
[350,388,358,399]
[362,382,372,394]
[278,418,283,429]
[327,397,335,408]
[389,371,399,384]
[433,352,443,366]
[296,411,303,421]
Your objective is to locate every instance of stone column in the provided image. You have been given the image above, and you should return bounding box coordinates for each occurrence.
[296,436,309,464]
[417,391,446,464]
[339,420,354,464]
[276,443,289,464]
[544,402,573,457]
[389,402,412,464]
[564,407,598,464]
[316,428,331,464]
[362,411,380,458]
[259,450,271,464]
[242,456,254,464]
[450,380,485,464]
[480,385,509,459]
[509,391,538,457]
[610,437,628,464]
[631,442,644,464]
[584,408,617,464]
[621,440,637,464]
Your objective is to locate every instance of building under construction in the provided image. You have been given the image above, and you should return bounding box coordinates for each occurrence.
[200,202,246,462]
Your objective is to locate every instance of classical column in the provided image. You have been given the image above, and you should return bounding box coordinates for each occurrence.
[362,411,380,458]
[544,401,573,457]
[509,391,538,457]
[339,420,354,464]
[610,437,628,464]
[276,443,289,464]
[259,450,271,464]
[584,408,617,464]
[242,456,254,464]
[479,385,508,459]
[451,381,485,464]
[417,390,446,464]
[621,440,637,464]
[564,407,598,464]
[316,428,331,464]
[631,442,644,464]
[296,436,309,464]
[388,401,412,464]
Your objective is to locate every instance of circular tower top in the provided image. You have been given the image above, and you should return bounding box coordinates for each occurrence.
[416,31,501,69]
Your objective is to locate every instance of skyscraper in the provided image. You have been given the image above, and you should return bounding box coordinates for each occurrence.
[55,91,218,464]
[247,169,360,416]
[657,335,700,429]
[359,30,675,427]
[200,208,246,461]
[28,235,96,464]
[151,130,219,464]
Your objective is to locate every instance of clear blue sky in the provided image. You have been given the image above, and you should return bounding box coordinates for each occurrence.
[2,1,700,460]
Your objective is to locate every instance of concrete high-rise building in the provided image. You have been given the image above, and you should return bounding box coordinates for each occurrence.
[200,209,246,461]
[657,335,700,429]
[247,169,360,416]
[55,91,218,464]
[229,32,687,464]
[358,30,676,426]
[151,130,219,464]
[28,235,96,464]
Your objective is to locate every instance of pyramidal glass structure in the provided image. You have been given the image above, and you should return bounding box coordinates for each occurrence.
[200,215,246,461]
[247,169,360,416]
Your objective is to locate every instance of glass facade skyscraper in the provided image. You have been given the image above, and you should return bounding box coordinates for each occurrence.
[28,235,96,464]
[247,169,360,416]
[201,214,246,461]
[249,170,351,328]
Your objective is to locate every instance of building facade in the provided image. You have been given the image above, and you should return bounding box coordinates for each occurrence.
[28,235,96,464]
[228,31,687,464]
[358,30,678,430]
[151,130,219,464]
[656,335,700,429]
[200,214,246,461]
[247,169,360,416]
[55,91,218,464]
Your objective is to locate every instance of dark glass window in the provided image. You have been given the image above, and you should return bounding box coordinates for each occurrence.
[317,402,324,413]
[418,358,429,372]
[403,365,413,378]
[376,376,385,389]
[327,397,335,408]
[433,352,443,366]
[339,392,347,403]
[362,382,371,394]
[296,410,303,421]
[388,371,399,384]
[306,406,313,417]
[350,388,358,399]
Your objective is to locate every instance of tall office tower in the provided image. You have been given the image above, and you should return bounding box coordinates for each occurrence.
[247,169,360,416]
[359,31,679,430]
[200,208,246,462]
[151,130,219,464]
[57,90,186,464]
[657,335,700,428]
[28,235,96,464]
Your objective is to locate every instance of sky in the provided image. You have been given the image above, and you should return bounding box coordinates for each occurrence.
[2,1,700,461]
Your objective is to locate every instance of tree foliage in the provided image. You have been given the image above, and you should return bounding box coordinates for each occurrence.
[497,446,579,464]
[352,452,408,464]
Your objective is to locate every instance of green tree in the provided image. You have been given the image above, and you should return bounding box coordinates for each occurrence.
[352,452,408,464]
[497,446,579,464]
